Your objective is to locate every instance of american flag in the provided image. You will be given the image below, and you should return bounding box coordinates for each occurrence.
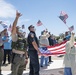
[39,47,52,55]
[59,11,68,24]
[69,25,74,32]
[8,24,12,32]
[1,23,8,29]
[37,20,43,26]
[39,41,76,56]
[0,21,8,32]
[0,21,8,29]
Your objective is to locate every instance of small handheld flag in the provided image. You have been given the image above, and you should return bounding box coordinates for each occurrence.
[0,21,8,29]
[59,11,68,24]
[1,24,8,29]
[8,24,12,32]
[69,25,74,32]
[37,20,43,26]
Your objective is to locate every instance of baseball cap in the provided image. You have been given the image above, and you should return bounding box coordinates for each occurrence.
[28,25,34,30]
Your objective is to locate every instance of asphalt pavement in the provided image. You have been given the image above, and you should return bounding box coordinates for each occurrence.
[1,56,64,75]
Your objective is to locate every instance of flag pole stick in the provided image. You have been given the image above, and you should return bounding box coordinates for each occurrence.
[65,24,69,29]
[42,24,47,30]
[72,25,75,33]
[65,24,75,33]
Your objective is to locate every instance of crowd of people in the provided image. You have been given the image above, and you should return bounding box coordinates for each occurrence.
[0,11,75,75]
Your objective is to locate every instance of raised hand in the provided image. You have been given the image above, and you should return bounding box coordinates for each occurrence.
[16,10,22,18]
[72,32,75,35]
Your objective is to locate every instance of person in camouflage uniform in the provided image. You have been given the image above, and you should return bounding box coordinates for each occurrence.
[0,29,7,75]
[11,11,28,75]
[0,34,3,75]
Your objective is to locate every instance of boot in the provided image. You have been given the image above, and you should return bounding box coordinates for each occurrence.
[0,70,3,75]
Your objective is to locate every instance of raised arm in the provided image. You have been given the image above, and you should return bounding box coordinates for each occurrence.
[11,11,22,34]
[69,32,75,47]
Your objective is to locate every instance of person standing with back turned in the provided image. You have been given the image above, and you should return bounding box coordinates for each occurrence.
[0,29,7,75]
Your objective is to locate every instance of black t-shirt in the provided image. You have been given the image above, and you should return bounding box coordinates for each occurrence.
[27,31,39,50]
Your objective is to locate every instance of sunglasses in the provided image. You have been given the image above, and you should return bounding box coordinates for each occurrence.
[31,26,34,28]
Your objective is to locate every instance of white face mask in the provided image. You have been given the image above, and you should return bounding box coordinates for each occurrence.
[19,28,22,33]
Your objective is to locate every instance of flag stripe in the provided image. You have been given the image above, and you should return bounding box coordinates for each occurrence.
[39,41,76,56]
[69,26,74,32]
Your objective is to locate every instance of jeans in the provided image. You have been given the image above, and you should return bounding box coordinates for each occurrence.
[3,49,12,64]
[64,67,72,75]
[40,56,48,66]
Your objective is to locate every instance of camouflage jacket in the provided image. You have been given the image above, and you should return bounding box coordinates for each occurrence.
[12,37,27,52]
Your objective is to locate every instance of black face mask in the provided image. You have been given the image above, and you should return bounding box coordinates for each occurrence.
[18,33,22,37]
[18,33,25,38]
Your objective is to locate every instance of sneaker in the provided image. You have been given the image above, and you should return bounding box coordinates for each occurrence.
[41,65,43,67]
[2,63,5,65]
[8,62,10,64]
[0,74,3,75]
[50,61,53,62]
[24,68,26,70]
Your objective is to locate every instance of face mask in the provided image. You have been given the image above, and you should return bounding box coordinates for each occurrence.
[18,29,23,33]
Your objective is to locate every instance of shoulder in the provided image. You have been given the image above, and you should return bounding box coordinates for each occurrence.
[2,36,6,40]
[28,32,34,38]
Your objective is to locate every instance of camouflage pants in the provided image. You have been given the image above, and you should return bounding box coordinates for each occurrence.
[0,49,4,74]
[11,54,26,75]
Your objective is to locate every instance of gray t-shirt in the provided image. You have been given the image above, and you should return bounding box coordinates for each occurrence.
[39,34,49,47]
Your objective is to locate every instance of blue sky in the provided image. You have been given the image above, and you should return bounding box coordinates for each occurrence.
[0,0,76,37]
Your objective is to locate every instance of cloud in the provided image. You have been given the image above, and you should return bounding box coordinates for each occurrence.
[19,19,30,23]
[18,19,30,25]
[0,0,16,18]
